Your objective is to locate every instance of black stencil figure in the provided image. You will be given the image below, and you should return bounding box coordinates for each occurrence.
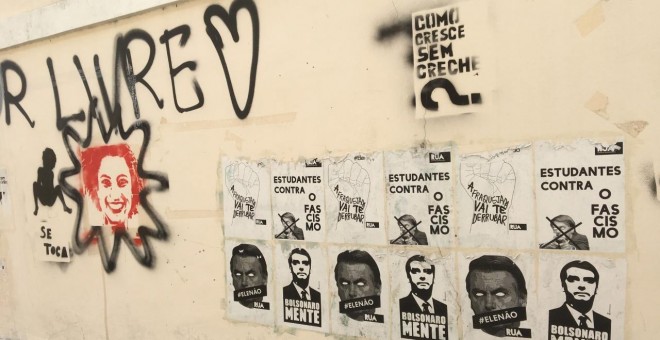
[33,148,72,215]
[548,261,611,338]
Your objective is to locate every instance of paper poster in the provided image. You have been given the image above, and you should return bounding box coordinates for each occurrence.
[225,239,274,325]
[325,152,387,245]
[457,144,536,249]
[539,253,625,340]
[412,0,493,118]
[535,139,625,253]
[275,242,329,333]
[36,221,72,262]
[328,246,390,338]
[270,158,326,242]
[390,250,458,340]
[0,169,12,228]
[79,144,142,242]
[458,252,537,339]
[221,157,273,240]
[385,147,455,248]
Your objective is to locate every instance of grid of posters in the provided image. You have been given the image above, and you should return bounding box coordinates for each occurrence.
[218,138,626,339]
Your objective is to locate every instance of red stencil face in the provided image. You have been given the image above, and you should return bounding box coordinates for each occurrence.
[80,144,143,230]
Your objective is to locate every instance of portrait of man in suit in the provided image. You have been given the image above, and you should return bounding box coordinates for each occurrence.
[282,248,320,302]
[391,214,428,245]
[548,260,611,336]
[400,254,447,315]
[399,254,448,340]
[540,215,589,250]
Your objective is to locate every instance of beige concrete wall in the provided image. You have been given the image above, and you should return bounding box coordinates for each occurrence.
[0,0,656,338]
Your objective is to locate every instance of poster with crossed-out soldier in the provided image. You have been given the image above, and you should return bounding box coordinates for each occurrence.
[270,158,326,242]
[385,147,454,248]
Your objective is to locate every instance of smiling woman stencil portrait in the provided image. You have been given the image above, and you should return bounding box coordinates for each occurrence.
[80,144,143,233]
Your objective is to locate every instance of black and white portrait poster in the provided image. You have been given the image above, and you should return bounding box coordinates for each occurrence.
[412,0,494,119]
[274,242,328,333]
[225,239,274,325]
[390,250,457,340]
[270,158,326,242]
[328,246,390,338]
[0,169,12,228]
[457,144,536,249]
[539,253,625,340]
[535,138,625,253]
[325,153,386,245]
[458,252,538,339]
[221,158,273,240]
[385,147,454,248]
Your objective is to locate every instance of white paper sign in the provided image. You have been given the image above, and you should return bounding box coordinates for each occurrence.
[221,157,273,240]
[275,242,329,333]
[328,246,390,338]
[325,152,387,245]
[457,144,536,249]
[271,159,326,242]
[225,239,274,325]
[539,253,625,340]
[385,147,455,248]
[390,250,458,340]
[535,139,625,253]
[413,0,493,118]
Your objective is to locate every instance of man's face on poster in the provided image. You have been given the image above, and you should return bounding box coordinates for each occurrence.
[231,255,267,291]
[468,270,526,314]
[97,156,131,226]
[552,221,575,239]
[282,216,296,232]
[399,220,415,236]
[409,261,434,292]
[290,253,310,282]
[336,262,380,301]
[564,267,597,303]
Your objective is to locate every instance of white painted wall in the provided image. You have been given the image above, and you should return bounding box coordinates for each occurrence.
[0,0,182,50]
[0,0,657,339]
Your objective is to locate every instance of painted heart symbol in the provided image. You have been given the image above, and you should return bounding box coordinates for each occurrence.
[204,0,259,120]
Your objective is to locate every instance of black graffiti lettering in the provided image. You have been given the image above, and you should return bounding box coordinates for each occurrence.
[119,29,165,118]
[160,25,204,113]
[57,46,170,273]
[47,58,86,131]
[421,77,481,110]
[204,0,259,119]
[1,60,35,127]
[93,53,123,136]
[70,56,112,143]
